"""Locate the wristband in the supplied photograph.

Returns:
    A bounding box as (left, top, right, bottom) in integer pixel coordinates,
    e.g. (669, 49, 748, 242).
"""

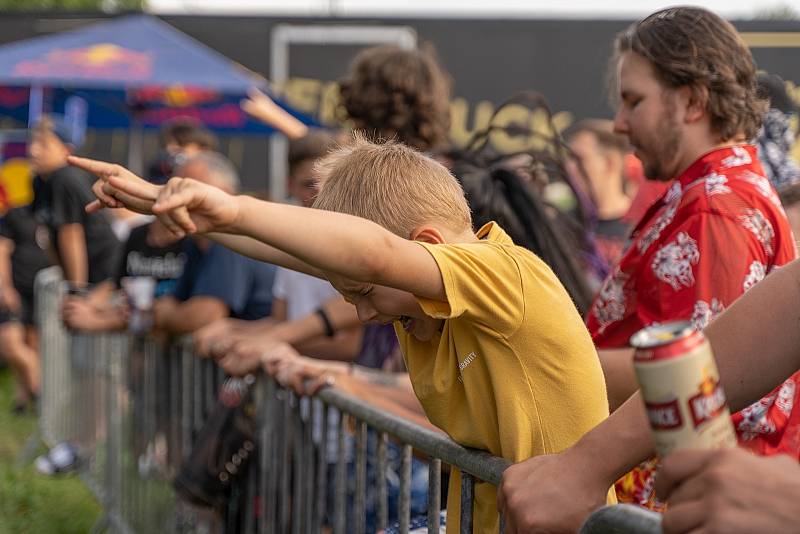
(315, 307, 335, 337)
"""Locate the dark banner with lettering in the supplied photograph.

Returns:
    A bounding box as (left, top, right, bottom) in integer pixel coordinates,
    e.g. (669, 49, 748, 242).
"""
(0, 13, 797, 188)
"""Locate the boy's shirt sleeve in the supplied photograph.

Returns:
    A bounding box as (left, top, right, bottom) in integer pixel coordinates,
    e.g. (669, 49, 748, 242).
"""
(414, 241, 524, 336)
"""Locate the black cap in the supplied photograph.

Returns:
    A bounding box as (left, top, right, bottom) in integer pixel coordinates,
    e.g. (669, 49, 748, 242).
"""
(757, 72, 799, 115)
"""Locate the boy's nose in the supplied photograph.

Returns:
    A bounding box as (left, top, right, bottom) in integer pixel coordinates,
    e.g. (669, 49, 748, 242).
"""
(612, 109, 628, 135)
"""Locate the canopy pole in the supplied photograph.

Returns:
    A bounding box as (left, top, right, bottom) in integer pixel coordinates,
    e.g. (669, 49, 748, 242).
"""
(28, 85, 44, 127)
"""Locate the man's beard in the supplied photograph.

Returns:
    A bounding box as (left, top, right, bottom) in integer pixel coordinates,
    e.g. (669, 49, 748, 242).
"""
(640, 100, 681, 182)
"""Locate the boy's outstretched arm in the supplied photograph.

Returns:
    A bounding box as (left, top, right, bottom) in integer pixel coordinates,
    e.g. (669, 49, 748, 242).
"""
(229, 194, 445, 300)
(71, 156, 323, 279)
(73, 156, 445, 300)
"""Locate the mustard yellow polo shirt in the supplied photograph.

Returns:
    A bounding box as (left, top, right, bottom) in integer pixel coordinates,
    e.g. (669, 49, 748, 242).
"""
(395, 222, 613, 533)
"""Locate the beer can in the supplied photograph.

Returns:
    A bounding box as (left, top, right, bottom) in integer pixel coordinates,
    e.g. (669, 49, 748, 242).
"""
(631, 321, 737, 458)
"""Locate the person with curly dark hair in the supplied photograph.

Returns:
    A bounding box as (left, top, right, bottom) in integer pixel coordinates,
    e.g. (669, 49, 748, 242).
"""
(338, 45, 452, 153)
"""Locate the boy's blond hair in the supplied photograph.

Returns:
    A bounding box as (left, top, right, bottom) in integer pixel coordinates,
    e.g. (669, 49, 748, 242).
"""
(312, 134, 471, 237)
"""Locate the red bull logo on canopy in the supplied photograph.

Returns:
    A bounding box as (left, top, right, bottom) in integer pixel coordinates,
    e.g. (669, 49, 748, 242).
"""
(132, 85, 219, 107)
(12, 43, 153, 81)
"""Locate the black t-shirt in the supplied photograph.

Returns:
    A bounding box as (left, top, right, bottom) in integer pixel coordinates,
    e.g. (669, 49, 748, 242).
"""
(0, 206, 53, 296)
(32, 166, 121, 284)
(115, 223, 188, 298)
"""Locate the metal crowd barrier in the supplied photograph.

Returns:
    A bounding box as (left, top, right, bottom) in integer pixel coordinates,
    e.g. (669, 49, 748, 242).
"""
(34, 268, 514, 533)
(580, 505, 662, 534)
(33, 267, 664, 534)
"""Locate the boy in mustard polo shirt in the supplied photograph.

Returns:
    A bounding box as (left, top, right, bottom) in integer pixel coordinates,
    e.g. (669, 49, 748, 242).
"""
(72, 135, 613, 532)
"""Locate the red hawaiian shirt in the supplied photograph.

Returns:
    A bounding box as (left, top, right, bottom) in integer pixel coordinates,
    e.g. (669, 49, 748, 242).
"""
(587, 145, 800, 508)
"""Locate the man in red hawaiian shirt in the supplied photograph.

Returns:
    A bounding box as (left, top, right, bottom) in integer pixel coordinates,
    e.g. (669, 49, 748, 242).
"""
(498, 7, 800, 532)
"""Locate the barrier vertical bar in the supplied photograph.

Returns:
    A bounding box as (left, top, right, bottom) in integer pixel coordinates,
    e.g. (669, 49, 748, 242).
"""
(279, 391, 292, 533)
(292, 399, 304, 534)
(304, 402, 314, 534)
(427, 458, 442, 533)
(334, 412, 347, 534)
(313, 401, 328, 533)
(399, 444, 412, 534)
(460, 472, 475, 534)
(353, 421, 368, 534)
(256, 379, 269, 534)
(169, 346, 181, 466)
(377, 432, 389, 532)
(244, 461, 257, 534)
(180, 347, 193, 456)
(264, 378, 279, 532)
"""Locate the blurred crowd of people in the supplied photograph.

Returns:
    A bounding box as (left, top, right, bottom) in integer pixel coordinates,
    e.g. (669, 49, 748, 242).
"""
(4, 5, 800, 533)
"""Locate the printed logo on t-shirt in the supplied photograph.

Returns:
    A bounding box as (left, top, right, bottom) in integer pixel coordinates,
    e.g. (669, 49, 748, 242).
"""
(126, 251, 186, 279)
(456, 351, 478, 383)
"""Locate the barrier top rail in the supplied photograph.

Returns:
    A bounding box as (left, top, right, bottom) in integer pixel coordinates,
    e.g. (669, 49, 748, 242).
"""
(315, 384, 512, 486)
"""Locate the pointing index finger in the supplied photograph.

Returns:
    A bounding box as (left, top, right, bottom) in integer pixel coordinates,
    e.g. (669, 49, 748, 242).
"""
(67, 155, 119, 180)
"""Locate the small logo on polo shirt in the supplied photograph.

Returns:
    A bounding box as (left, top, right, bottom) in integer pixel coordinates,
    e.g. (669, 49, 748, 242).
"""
(457, 351, 478, 383)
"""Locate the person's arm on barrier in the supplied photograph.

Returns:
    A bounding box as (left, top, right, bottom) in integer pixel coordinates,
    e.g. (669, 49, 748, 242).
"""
(74, 158, 447, 301)
(0, 237, 20, 312)
(240, 88, 310, 140)
(193, 316, 277, 356)
(702, 257, 800, 412)
(656, 448, 800, 534)
(236, 297, 361, 347)
(498, 392, 654, 533)
(57, 223, 88, 285)
(597, 346, 637, 412)
(498, 258, 800, 532)
(261, 348, 435, 431)
(292, 325, 363, 362)
(62, 296, 128, 331)
(154, 295, 229, 335)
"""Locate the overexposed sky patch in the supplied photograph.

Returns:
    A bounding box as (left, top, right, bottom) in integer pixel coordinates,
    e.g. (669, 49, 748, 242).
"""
(148, 0, 800, 19)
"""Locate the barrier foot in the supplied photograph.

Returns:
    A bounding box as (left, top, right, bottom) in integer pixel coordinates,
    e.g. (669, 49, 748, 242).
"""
(16, 428, 41, 469)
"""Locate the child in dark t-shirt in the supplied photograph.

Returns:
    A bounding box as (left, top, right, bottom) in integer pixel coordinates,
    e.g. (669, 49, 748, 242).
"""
(62, 221, 188, 332)
(28, 117, 119, 286)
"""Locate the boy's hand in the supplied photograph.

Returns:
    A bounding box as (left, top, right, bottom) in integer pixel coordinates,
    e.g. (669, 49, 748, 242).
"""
(151, 177, 240, 237)
(71, 155, 240, 237)
(68, 156, 160, 215)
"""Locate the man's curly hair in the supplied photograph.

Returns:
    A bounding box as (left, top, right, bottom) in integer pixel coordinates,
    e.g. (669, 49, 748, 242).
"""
(338, 45, 452, 152)
(615, 6, 767, 141)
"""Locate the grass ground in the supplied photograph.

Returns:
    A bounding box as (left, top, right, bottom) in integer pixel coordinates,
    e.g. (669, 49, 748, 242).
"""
(0, 367, 100, 534)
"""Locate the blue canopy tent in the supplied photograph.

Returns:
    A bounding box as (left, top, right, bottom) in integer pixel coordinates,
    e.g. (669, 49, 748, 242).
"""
(0, 14, 314, 172)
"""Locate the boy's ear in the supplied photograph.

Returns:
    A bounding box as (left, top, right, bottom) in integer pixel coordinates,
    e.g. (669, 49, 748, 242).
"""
(410, 226, 446, 244)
